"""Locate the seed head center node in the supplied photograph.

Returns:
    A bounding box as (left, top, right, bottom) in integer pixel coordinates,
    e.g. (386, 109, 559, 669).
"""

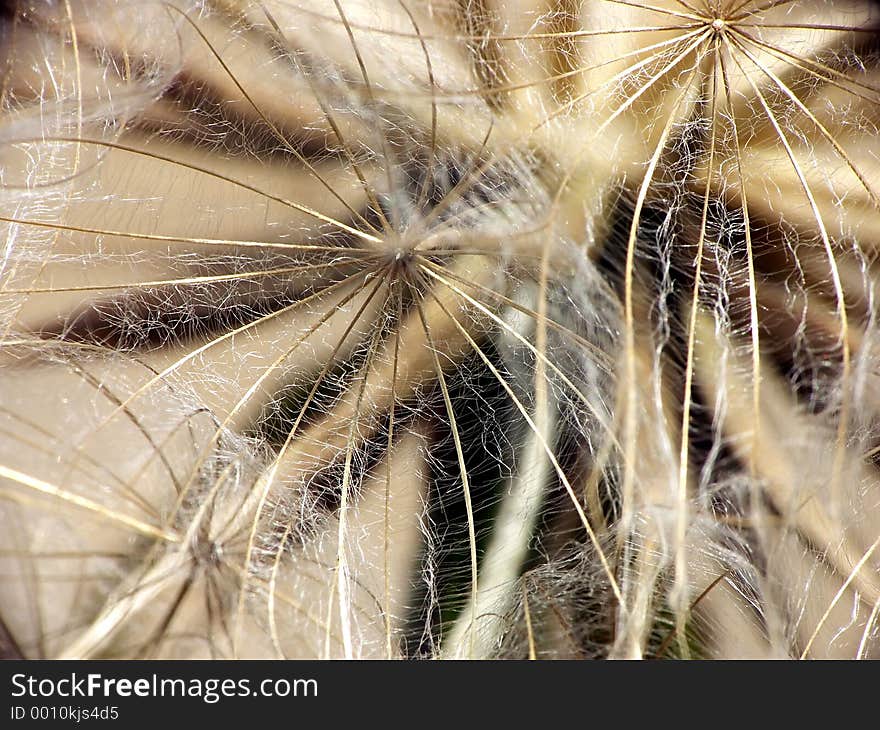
(711, 18, 726, 32)
(386, 240, 418, 276)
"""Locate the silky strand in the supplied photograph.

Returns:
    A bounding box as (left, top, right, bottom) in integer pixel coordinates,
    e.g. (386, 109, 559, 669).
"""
(0, 0, 879, 659)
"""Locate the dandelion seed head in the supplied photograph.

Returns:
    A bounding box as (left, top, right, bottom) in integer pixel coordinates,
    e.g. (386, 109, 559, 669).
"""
(1, 0, 879, 660)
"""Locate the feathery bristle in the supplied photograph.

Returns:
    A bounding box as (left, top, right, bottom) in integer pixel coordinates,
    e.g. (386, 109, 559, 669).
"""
(1, 0, 879, 659)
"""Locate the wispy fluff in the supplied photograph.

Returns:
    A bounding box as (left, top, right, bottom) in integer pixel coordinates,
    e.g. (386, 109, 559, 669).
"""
(1, 0, 879, 659)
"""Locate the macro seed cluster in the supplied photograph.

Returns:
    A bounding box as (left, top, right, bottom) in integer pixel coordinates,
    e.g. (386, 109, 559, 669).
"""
(0, 0, 879, 659)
